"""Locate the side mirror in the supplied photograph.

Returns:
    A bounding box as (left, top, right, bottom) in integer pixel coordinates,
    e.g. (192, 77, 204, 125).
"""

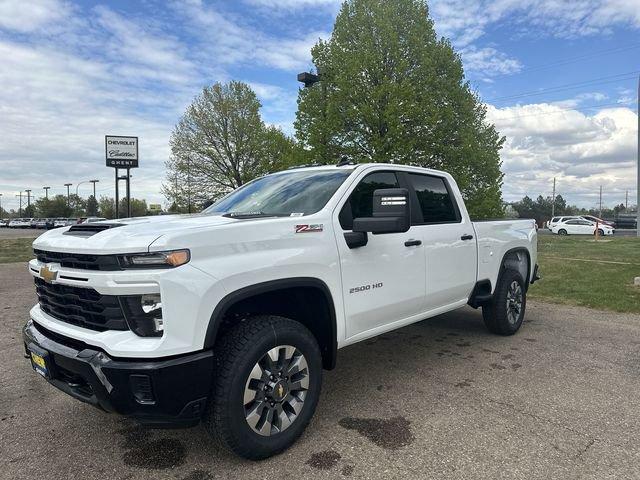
(352, 188, 410, 234)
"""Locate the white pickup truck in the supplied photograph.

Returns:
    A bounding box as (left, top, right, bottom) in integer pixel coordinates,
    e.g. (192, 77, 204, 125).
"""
(23, 163, 538, 459)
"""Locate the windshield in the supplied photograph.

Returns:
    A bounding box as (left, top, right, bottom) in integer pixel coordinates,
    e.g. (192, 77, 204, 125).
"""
(204, 169, 354, 217)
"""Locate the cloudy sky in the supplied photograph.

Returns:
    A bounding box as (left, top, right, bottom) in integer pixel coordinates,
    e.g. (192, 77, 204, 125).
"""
(0, 0, 638, 212)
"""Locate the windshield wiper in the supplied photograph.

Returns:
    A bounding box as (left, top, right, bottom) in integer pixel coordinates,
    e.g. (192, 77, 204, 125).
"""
(222, 211, 288, 219)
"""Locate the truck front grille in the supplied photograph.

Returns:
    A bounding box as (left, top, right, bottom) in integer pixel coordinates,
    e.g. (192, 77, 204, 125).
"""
(34, 249, 122, 271)
(34, 278, 128, 331)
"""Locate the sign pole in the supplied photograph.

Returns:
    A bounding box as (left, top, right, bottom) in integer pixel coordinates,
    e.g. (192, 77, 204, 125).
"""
(115, 168, 119, 220)
(126, 168, 131, 218)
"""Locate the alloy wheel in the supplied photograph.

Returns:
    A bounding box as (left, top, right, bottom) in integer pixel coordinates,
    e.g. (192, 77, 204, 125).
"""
(243, 345, 309, 436)
(505, 280, 523, 324)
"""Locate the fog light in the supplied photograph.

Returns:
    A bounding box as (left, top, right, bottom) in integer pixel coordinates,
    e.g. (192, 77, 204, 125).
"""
(119, 294, 164, 337)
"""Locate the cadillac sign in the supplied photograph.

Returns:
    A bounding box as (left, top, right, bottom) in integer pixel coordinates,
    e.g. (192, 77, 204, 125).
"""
(105, 135, 139, 168)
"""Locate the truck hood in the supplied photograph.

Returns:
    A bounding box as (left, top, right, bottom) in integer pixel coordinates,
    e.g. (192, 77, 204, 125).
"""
(32, 214, 237, 254)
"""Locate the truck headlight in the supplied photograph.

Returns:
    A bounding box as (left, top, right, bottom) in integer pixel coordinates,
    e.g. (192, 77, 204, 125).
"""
(118, 249, 190, 269)
(120, 294, 164, 337)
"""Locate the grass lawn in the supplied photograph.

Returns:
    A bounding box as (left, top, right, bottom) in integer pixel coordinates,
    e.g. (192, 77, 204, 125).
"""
(0, 238, 35, 264)
(530, 234, 640, 313)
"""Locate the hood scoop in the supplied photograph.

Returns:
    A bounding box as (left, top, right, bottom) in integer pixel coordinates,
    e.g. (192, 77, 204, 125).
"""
(63, 223, 123, 237)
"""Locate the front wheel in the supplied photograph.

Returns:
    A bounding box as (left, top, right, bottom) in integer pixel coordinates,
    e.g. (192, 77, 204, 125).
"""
(206, 315, 322, 460)
(557, 229, 567, 235)
(482, 269, 527, 335)
(596, 229, 605, 236)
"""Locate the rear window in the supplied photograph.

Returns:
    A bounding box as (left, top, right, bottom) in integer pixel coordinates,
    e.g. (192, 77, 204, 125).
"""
(407, 173, 459, 223)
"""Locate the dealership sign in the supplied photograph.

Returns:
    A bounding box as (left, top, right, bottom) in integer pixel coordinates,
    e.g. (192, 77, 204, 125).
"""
(105, 135, 138, 168)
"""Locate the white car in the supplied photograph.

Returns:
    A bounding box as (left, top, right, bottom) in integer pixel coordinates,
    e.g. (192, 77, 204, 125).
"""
(551, 218, 614, 236)
(9, 218, 31, 228)
(547, 215, 581, 230)
(24, 163, 539, 459)
(82, 217, 107, 223)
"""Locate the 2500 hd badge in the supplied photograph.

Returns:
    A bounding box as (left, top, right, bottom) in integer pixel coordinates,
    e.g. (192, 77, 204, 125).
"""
(349, 282, 384, 294)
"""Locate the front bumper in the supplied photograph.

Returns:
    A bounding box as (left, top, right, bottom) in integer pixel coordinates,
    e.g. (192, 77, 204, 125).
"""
(23, 319, 214, 427)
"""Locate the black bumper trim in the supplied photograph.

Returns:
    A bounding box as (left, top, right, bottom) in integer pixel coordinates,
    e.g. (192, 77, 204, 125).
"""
(23, 320, 214, 427)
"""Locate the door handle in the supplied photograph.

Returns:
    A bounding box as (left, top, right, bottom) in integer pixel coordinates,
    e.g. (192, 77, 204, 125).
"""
(404, 239, 422, 247)
(460, 234, 474, 241)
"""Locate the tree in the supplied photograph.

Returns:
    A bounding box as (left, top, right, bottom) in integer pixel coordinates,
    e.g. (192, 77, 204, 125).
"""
(86, 195, 99, 216)
(295, 0, 505, 218)
(98, 196, 115, 219)
(163, 81, 304, 208)
(118, 198, 148, 218)
(34, 195, 72, 218)
(24, 204, 36, 217)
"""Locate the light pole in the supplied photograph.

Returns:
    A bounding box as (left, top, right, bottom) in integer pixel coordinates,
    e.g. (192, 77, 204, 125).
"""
(636, 75, 639, 237)
(43, 186, 50, 199)
(90, 179, 99, 198)
(25, 189, 32, 213)
(64, 183, 72, 208)
(75, 180, 90, 197)
(0, 193, 3, 220)
(16, 192, 22, 217)
(297, 70, 329, 160)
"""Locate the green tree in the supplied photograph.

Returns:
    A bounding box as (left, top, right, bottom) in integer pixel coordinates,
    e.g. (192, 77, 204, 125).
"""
(118, 198, 148, 218)
(295, 0, 505, 218)
(98, 196, 115, 219)
(34, 195, 72, 218)
(86, 195, 99, 216)
(24, 204, 36, 217)
(163, 81, 304, 208)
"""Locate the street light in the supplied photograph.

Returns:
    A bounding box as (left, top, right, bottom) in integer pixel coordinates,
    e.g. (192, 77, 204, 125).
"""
(43, 186, 50, 199)
(297, 71, 321, 88)
(89, 179, 99, 198)
(0, 193, 3, 220)
(64, 183, 72, 207)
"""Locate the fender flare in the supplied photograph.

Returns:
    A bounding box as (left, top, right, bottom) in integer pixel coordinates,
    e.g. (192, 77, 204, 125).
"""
(496, 247, 532, 292)
(203, 277, 338, 369)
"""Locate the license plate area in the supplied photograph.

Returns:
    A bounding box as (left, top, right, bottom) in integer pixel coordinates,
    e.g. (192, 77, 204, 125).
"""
(27, 344, 52, 379)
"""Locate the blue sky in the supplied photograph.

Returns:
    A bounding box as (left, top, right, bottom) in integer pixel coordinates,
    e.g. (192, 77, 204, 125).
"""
(0, 0, 638, 211)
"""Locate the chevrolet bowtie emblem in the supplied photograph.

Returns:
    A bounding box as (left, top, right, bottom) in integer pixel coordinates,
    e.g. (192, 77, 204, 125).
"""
(40, 265, 58, 284)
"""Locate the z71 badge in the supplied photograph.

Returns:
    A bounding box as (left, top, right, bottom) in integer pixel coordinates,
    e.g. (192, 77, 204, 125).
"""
(295, 224, 323, 233)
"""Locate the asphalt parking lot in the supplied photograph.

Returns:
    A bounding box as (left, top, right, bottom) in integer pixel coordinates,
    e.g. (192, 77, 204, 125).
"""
(2, 262, 640, 480)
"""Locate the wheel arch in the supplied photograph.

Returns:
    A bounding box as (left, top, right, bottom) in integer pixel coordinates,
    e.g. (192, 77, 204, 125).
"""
(204, 277, 338, 370)
(497, 247, 531, 292)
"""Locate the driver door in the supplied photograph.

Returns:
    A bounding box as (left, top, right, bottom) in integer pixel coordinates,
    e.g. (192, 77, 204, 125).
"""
(333, 170, 426, 339)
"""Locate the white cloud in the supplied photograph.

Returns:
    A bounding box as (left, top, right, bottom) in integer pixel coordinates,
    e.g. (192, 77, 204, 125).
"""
(459, 46, 522, 76)
(487, 102, 638, 207)
(0, 0, 72, 33)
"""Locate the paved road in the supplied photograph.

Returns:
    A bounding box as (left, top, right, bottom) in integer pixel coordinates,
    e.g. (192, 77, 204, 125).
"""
(2, 262, 639, 480)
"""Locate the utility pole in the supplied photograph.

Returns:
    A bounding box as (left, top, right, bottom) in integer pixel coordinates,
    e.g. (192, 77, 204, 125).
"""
(90, 179, 99, 198)
(599, 185, 603, 218)
(43, 186, 50, 199)
(64, 183, 72, 208)
(0, 193, 3, 220)
(626, 190, 629, 210)
(551, 177, 556, 217)
(16, 192, 22, 217)
(25, 189, 32, 212)
(637, 75, 639, 237)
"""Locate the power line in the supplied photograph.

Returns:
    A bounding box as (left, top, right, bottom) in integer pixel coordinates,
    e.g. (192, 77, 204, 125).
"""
(485, 70, 640, 103)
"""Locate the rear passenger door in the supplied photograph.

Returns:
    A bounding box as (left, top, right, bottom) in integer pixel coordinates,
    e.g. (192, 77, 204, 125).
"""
(406, 172, 477, 311)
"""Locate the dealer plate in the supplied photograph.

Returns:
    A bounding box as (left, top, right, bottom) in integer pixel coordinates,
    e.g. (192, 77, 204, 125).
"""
(29, 350, 49, 378)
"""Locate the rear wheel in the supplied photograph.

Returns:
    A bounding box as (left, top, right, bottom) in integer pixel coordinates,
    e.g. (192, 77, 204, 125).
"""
(206, 315, 322, 460)
(558, 229, 567, 235)
(482, 269, 526, 336)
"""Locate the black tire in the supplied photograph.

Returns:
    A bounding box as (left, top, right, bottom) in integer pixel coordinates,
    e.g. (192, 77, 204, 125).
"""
(558, 229, 567, 236)
(206, 315, 322, 460)
(596, 229, 604, 236)
(482, 269, 526, 336)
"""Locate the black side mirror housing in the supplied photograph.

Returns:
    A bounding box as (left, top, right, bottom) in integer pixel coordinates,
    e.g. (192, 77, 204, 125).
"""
(352, 188, 410, 234)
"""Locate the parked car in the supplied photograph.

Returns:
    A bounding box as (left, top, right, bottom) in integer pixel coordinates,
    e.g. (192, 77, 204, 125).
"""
(580, 215, 615, 228)
(9, 218, 31, 228)
(547, 216, 581, 230)
(551, 218, 614, 236)
(0, 219, 9, 227)
(82, 217, 107, 223)
(35, 218, 49, 229)
(615, 213, 638, 229)
(24, 163, 539, 459)
(52, 218, 68, 228)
